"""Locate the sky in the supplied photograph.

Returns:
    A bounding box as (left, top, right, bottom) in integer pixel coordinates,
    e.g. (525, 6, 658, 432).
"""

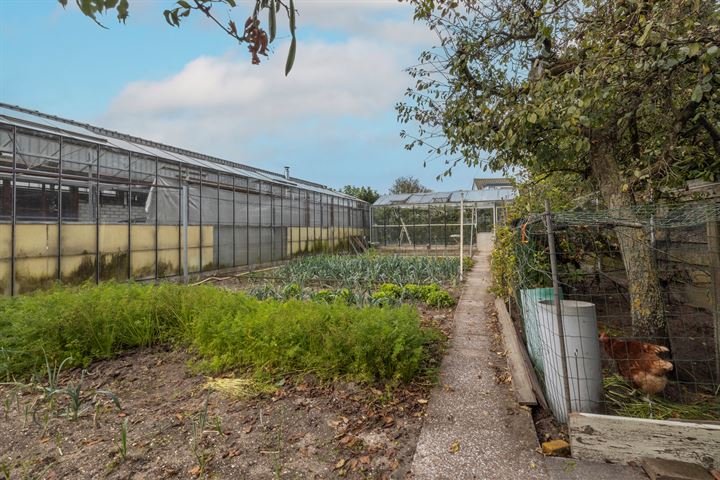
(0, 0, 494, 193)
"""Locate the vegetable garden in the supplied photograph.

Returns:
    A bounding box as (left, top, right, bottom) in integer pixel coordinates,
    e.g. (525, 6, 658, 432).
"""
(0, 253, 466, 479)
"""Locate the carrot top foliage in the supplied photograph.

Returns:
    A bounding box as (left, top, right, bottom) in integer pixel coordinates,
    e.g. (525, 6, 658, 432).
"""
(0, 282, 439, 384)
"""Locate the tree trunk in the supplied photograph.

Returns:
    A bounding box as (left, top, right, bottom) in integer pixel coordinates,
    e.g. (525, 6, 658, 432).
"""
(589, 133, 666, 339)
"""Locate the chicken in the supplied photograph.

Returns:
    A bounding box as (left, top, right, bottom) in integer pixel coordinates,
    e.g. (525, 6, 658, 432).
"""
(599, 332, 673, 396)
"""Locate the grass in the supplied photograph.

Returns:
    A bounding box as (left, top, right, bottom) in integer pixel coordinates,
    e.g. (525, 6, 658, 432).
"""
(603, 374, 720, 421)
(0, 282, 440, 384)
(268, 253, 471, 289)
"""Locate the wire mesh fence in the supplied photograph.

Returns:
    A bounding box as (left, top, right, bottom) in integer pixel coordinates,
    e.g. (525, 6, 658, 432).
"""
(508, 201, 720, 423)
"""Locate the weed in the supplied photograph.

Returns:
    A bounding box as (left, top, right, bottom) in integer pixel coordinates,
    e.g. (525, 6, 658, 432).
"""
(42, 351, 72, 401)
(212, 415, 223, 435)
(55, 431, 63, 456)
(190, 394, 212, 475)
(0, 461, 11, 480)
(63, 370, 85, 420)
(118, 418, 128, 460)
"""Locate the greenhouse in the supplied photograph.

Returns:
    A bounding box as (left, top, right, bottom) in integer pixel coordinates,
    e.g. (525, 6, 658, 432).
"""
(371, 189, 515, 252)
(0, 104, 370, 296)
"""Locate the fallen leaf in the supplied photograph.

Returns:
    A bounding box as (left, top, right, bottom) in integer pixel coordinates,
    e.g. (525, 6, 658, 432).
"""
(417, 398, 429, 405)
(359, 455, 371, 465)
(188, 466, 201, 476)
(449, 440, 460, 454)
(339, 435, 356, 447)
(243, 425, 253, 434)
(335, 458, 346, 469)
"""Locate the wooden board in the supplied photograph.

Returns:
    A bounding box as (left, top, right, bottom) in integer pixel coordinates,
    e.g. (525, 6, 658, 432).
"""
(640, 457, 715, 480)
(494, 297, 536, 406)
(569, 412, 720, 470)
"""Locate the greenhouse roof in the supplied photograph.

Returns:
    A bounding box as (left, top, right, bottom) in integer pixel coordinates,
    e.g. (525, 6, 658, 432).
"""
(0, 103, 360, 201)
(373, 188, 515, 207)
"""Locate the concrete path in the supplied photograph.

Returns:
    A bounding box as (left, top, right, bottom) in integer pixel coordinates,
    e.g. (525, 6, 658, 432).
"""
(410, 241, 647, 480)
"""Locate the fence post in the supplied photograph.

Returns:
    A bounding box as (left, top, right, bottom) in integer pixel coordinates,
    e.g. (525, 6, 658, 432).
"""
(460, 192, 464, 281)
(182, 184, 189, 284)
(544, 199, 573, 420)
(707, 203, 720, 384)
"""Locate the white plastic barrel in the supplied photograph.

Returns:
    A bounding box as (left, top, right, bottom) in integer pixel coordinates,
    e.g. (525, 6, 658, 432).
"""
(537, 299, 604, 423)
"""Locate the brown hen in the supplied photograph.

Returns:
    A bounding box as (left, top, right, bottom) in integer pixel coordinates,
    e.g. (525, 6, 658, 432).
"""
(599, 332, 673, 395)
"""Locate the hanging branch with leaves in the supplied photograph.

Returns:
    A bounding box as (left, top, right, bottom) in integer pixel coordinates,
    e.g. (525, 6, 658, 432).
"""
(57, 0, 298, 75)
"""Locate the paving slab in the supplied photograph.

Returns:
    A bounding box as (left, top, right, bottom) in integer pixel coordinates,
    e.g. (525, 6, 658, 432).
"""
(410, 244, 647, 480)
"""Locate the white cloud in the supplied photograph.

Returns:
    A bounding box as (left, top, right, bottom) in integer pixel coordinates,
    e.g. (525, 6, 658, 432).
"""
(102, 34, 422, 153)
(98, 1, 440, 186)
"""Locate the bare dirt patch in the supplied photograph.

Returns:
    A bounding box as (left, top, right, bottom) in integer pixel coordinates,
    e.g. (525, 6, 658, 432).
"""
(1, 310, 454, 480)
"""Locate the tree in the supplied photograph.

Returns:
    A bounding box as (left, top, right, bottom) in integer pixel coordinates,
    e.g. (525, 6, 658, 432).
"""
(58, 0, 298, 74)
(389, 176, 432, 195)
(341, 185, 380, 204)
(398, 0, 719, 337)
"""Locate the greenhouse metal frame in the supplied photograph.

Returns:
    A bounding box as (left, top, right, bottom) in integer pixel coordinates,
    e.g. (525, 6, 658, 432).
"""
(0, 104, 370, 296)
(370, 189, 515, 250)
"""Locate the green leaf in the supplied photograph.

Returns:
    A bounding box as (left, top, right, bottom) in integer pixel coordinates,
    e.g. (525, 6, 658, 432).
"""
(691, 84, 703, 102)
(288, 0, 296, 33)
(177, 0, 191, 8)
(269, 0, 277, 43)
(527, 112, 537, 124)
(637, 20, 653, 46)
(285, 36, 297, 76)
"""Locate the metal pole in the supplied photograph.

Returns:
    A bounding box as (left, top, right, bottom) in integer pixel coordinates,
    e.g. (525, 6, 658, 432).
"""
(10, 126, 16, 296)
(129, 156, 133, 281)
(216, 175, 220, 269)
(232, 176, 236, 267)
(95, 145, 100, 284)
(460, 192, 464, 281)
(246, 178, 250, 267)
(199, 167, 203, 273)
(545, 199, 573, 420)
(270, 184, 275, 263)
(444, 204, 448, 249)
(176, 166, 181, 278)
(57, 137, 63, 281)
(427, 205, 431, 251)
(369, 205, 374, 244)
(182, 183, 189, 283)
(155, 156, 159, 280)
(280, 186, 284, 260)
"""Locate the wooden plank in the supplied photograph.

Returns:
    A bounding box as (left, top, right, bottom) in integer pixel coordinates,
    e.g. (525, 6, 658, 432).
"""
(569, 412, 720, 470)
(504, 299, 549, 410)
(640, 458, 714, 480)
(494, 297, 536, 406)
